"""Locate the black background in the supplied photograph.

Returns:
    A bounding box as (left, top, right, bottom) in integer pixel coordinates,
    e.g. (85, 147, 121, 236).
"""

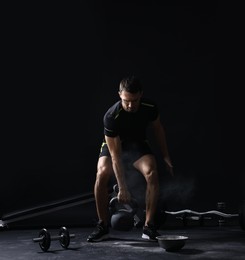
(1, 1, 244, 219)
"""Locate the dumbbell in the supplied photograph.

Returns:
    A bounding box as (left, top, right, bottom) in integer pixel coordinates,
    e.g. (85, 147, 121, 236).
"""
(33, 226, 75, 252)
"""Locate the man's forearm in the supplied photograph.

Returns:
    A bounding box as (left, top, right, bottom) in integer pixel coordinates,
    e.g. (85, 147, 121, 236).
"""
(111, 156, 127, 190)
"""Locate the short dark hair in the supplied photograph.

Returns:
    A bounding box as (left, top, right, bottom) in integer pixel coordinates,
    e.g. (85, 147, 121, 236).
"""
(119, 76, 142, 93)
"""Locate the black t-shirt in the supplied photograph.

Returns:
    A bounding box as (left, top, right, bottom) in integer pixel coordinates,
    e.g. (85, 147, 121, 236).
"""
(103, 98, 159, 142)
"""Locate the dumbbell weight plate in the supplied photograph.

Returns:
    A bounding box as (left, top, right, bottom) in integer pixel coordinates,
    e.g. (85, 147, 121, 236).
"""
(59, 227, 70, 249)
(38, 228, 51, 252)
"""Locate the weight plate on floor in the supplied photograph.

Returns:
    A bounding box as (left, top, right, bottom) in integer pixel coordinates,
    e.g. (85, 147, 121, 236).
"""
(59, 226, 70, 249)
(39, 228, 51, 252)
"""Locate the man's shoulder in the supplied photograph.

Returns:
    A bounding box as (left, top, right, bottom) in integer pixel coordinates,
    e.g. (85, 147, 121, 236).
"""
(104, 100, 122, 119)
(140, 98, 157, 108)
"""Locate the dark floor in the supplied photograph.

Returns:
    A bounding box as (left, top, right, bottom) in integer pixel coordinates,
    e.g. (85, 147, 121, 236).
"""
(0, 223, 244, 260)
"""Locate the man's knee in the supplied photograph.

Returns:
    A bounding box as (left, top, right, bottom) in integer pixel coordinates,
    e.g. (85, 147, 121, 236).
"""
(144, 168, 158, 182)
(96, 166, 112, 184)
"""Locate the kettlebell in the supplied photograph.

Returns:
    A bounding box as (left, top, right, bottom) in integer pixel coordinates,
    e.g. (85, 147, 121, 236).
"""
(109, 197, 138, 231)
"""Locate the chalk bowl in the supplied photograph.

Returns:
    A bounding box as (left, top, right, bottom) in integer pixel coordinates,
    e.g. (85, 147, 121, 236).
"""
(156, 235, 188, 252)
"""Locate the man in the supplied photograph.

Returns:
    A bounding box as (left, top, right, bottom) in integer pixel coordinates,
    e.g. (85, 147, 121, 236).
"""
(87, 76, 173, 242)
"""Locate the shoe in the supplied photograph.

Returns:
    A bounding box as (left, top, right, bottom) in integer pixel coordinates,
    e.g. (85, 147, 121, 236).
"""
(142, 224, 160, 241)
(87, 221, 109, 242)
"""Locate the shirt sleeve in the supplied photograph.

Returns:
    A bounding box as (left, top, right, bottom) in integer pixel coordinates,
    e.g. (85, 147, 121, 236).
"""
(144, 100, 159, 121)
(103, 112, 118, 137)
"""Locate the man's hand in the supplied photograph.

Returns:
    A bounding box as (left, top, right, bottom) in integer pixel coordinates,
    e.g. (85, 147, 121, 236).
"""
(117, 188, 131, 203)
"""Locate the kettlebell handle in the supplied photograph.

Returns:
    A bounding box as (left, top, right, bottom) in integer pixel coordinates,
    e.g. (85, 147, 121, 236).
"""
(109, 197, 138, 215)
